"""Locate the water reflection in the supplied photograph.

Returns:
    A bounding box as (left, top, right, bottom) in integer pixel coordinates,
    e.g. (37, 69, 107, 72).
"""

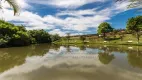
(97, 46, 115, 64)
(98, 52, 115, 64)
(0, 44, 60, 73)
(128, 47, 142, 69)
(79, 45, 86, 50)
(0, 44, 142, 80)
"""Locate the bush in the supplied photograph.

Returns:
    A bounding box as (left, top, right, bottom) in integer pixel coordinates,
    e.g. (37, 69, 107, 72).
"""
(0, 20, 56, 47)
(51, 34, 61, 42)
(28, 30, 52, 43)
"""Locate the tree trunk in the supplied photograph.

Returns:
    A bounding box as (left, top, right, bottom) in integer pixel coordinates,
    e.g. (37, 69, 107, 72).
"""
(136, 32, 139, 44)
(121, 36, 123, 41)
(103, 32, 106, 40)
(68, 39, 69, 44)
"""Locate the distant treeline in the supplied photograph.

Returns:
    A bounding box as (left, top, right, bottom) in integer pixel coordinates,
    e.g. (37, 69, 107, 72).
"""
(0, 20, 61, 47)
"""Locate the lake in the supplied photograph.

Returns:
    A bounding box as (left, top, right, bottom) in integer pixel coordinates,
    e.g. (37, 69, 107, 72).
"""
(0, 44, 142, 80)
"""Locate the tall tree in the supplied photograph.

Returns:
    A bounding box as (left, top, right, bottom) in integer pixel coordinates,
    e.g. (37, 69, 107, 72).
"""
(66, 33, 70, 44)
(80, 35, 86, 43)
(28, 30, 51, 44)
(97, 22, 113, 39)
(111, 29, 118, 38)
(0, 0, 19, 15)
(118, 31, 125, 41)
(126, 16, 142, 43)
(51, 34, 61, 42)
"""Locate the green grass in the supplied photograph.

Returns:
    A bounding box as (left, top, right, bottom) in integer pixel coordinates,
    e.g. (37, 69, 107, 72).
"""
(54, 34, 142, 46)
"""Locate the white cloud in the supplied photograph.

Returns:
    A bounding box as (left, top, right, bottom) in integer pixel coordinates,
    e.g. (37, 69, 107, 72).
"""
(0, 9, 54, 30)
(43, 15, 65, 25)
(56, 8, 98, 17)
(112, 0, 131, 13)
(16, 0, 31, 9)
(27, 0, 106, 8)
(0, 0, 131, 36)
(49, 29, 66, 36)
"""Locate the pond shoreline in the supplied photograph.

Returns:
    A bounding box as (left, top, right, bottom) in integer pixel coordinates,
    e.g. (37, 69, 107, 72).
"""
(1, 42, 142, 48)
(54, 42, 142, 46)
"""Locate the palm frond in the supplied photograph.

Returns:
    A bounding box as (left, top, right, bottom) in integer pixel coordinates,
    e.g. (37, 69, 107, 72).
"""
(5, 0, 19, 15)
(0, 0, 2, 9)
(116, 0, 142, 11)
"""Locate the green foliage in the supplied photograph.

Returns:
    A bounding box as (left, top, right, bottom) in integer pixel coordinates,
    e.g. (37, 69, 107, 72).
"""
(80, 35, 86, 43)
(98, 52, 115, 64)
(127, 16, 142, 43)
(0, 20, 31, 47)
(98, 22, 113, 39)
(0, 20, 56, 47)
(51, 34, 61, 42)
(98, 22, 113, 34)
(127, 16, 142, 32)
(10, 31, 31, 46)
(66, 33, 70, 43)
(28, 30, 51, 43)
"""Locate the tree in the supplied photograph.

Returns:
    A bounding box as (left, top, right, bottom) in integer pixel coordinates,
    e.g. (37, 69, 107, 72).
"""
(111, 29, 118, 38)
(28, 30, 52, 44)
(116, 0, 142, 9)
(0, 20, 31, 47)
(9, 31, 31, 46)
(118, 30, 125, 41)
(126, 16, 142, 43)
(0, 0, 19, 15)
(51, 34, 61, 42)
(66, 33, 70, 43)
(80, 35, 86, 43)
(97, 22, 113, 39)
(0, 20, 53, 47)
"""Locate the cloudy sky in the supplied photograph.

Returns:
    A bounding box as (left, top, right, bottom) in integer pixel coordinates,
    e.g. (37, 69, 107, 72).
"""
(0, 0, 141, 36)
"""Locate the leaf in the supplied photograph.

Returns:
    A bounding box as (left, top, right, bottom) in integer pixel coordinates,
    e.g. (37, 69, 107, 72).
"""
(5, 0, 20, 15)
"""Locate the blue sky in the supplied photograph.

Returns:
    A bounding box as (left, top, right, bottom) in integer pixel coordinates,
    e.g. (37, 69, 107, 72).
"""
(0, 0, 142, 36)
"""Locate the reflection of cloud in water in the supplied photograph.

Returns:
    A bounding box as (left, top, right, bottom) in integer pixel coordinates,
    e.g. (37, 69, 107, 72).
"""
(0, 46, 142, 80)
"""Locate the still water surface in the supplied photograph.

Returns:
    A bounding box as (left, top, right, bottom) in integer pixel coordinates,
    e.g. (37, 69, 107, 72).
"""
(0, 44, 142, 80)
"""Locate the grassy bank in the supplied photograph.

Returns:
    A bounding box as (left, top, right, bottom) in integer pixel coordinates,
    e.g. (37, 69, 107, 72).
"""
(54, 34, 142, 46)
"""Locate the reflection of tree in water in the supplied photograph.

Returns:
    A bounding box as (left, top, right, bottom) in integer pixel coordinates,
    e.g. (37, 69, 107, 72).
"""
(88, 45, 128, 53)
(63, 45, 71, 52)
(0, 44, 60, 73)
(50, 44, 60, 51)
(100, 45, 126, 53)
(127, 47, 142, 69)
(79, 45, 86, 51)
(98, 47, 115, 64)
(27, 44, 51, 56)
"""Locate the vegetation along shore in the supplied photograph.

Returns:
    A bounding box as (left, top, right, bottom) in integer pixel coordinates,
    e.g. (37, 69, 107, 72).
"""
(0, 20, 60, 48)
(55, 16, 142, 46)
(0, 16, 142, 48)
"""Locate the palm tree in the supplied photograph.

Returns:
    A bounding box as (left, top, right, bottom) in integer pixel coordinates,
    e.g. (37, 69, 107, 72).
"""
(116, 0, 142, 9)
(0, 0, 19, 15)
